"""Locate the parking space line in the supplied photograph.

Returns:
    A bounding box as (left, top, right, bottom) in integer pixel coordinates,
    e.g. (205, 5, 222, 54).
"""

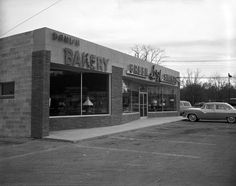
(0, 145, 67, 162)
(164, 140, 216, 146)
(110, 136, 216, 146)
(75, 144, 200, 159)
(145, 131, 169, 135)
(188, 134, 231, 137)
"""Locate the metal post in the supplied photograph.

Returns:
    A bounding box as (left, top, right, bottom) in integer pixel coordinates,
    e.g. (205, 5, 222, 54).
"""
(228, 73, 232, 103)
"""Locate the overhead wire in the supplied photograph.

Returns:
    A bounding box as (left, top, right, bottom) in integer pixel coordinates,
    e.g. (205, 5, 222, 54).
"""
(1, 0, 235, 73)
(179, 77, 236, 79)
(163, 59, 236, 63)
(0, 0, 63, 37)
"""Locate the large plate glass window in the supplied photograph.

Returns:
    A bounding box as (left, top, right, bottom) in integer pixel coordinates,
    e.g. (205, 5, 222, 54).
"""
(82, 73, 109, 115)
(50, 70, 109, 116)
(162, 85, 177, 111)
(122, 80, 139, 113)
(148, 86, 162, 111)
(148, 85, 177, 112)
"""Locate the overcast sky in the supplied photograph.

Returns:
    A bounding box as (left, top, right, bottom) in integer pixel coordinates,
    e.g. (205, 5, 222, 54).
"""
(0, 0, 236, 78)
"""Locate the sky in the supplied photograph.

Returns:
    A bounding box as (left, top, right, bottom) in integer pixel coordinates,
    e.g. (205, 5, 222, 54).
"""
(0, 0, 236, 79)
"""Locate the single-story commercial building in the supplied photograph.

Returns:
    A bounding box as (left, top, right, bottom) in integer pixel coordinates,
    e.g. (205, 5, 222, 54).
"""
(0, 27, 180, 138)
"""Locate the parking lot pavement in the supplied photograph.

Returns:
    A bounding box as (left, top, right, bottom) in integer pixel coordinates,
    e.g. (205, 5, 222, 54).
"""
(1, 120, 236, 186)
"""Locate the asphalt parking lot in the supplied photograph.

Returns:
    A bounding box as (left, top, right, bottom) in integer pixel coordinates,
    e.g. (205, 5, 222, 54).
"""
(1, 120, 236, 186)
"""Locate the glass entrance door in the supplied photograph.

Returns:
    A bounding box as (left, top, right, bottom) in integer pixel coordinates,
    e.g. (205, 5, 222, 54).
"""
(139, 92, 148, 117)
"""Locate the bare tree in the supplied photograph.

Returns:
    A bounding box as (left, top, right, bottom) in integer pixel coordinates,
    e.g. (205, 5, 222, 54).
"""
(131, 44, 166, 64)
(131, 44, 142, 58)
(208, 73, 227, 89)
(182, 69, 202, 86)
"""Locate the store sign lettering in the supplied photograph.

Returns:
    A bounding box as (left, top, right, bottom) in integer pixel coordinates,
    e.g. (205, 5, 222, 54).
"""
(149, 65, 161, 82)
(149, 65, 177, 85)
(126, 64, 148, 78)
(161, 74, 177, 85)
(52, 32, 80, 47)
(64, 48, 108, 72)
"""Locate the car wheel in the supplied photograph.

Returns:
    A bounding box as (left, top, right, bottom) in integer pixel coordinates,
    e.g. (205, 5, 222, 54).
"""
(227, 116, 236, 124)
(188, 114, 198, 122)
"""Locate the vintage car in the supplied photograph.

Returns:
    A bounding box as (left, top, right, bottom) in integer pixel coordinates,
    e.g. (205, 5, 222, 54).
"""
(180, 101, 192, 116)
(183, 102, 236, 123)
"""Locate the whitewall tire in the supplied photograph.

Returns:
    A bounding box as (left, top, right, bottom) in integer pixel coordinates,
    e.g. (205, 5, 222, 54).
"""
(227, 116, 236, 124)
(188, 114, 198, 122)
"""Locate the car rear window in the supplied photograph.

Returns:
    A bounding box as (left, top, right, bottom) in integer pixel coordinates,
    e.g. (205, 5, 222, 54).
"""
(183, 102, 191, 106)
(205, 104, 215, 109)
(216, 104, 232, 110)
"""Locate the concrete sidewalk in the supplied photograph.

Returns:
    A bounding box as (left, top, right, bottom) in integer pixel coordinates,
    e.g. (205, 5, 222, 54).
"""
(45, 116, 183, 143)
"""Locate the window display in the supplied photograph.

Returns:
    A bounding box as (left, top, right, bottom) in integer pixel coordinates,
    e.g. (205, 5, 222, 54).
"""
(82, 73, 109, 115)
(162, 85, 177, 111)
(123, 79, 178, 114)
(50, 70, 109, 116)
(148, 86, 162, 111)
(148, 85, 177, 112)
(122, 80, 139, 113)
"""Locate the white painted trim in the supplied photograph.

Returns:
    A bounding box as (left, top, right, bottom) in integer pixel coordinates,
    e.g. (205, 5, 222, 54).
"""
(122, 112, 139, 115)
(148, 111, 178, 113)
(49, 114, 111, 119)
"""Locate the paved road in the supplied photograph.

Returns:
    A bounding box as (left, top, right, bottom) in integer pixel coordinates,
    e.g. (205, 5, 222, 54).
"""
(1, 120, 236, 186)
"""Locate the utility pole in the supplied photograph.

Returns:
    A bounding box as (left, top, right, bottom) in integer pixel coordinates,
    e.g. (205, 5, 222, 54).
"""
(228, 73, 232, 103)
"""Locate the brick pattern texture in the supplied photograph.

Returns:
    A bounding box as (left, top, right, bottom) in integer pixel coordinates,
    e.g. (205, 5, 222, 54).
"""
(121, 113, 140, 124)
(31, 50, 50, 138)
(111, 66, 123, 125)
(0, 32, 33, 137)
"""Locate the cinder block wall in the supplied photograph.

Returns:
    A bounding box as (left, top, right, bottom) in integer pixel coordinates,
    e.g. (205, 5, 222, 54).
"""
(0, 32, 34, 137)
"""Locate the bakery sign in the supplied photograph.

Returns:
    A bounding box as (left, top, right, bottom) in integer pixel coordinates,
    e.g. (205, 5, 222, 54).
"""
(149, 65, 178, 85)
(64, 48, 109, 72)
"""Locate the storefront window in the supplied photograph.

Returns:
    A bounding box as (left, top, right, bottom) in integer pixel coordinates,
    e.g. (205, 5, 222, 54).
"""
(148, 85, 177, 112)
(50, 70, 109, 116)
(122, 80, 139, 113)
(132, 91, 139, 112)
(82, 73, 109, 115)
(162, 85, 177, 111)
(148, 86, 162, 112)
(122, 81, 131, 112)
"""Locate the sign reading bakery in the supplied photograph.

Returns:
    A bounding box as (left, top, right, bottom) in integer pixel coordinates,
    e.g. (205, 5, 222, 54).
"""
(51, 32, 109, 72)
(64, 48, 109, 72)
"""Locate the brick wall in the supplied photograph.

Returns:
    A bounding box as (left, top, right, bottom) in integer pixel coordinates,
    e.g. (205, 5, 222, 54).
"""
(31, 50, 50, 138)
(121, 113, 140, 124)
(111, 66, 123, 125)
(0, 32, 33, 137)
(50, 116, 111, 131)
